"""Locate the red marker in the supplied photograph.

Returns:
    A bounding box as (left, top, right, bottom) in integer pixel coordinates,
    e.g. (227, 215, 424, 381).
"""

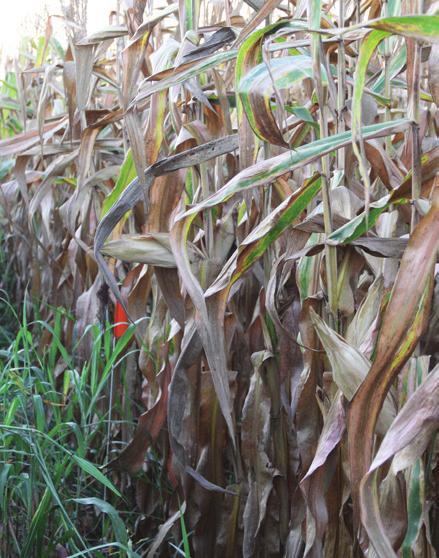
(114, 302, 129, 338)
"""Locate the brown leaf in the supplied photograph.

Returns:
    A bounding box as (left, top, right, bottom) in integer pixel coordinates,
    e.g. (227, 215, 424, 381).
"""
(181, 27, 236, 63)
(348, 186, 439, 535)
(101, 233, 178, 268)
(371, 363, 439, 474)
(94, 134, 239, 317)
(74, 277, 101, 359)
(300, 392, 346, 556)
(364, 139, 405, 188)
(428, 43, 439, 104)
(359, 360, 439, 558)
(234, 0, 283, 46)
(0, 117, 68, 157)
(74, 44, 96, 114)
(167, 321, 203, 469)
(241, 351, 277, 557)
(109, 364, 172, 474)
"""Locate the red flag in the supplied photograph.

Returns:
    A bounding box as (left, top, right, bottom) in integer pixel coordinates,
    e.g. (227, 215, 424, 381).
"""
(114, 302, 129, 338)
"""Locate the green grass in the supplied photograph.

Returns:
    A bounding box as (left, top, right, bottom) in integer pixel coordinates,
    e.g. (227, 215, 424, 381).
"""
(0, 299, 141, 557)
(0, 231, 190, 556)
(0, 297, 192, 557)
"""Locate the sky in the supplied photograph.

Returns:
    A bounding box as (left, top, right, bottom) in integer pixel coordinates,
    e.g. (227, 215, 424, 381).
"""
(0, 0, 119, 58)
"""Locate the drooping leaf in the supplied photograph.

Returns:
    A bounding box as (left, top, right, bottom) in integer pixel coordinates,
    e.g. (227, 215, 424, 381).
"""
(94, 134, 239, 315)
(310, 309, 396, 435)
(238, 55, 327, 147)
(132, 49, 238, 107)
(300, 392, 346, 556)
(234, 0, 287, 45)
(369, 363, 439, 473)
(241, 351, 276, 558)
(146, 503, 187, 558)
(0, 117, 67, 157)
(181, 27, 236, 63)
(127, 4, 179, 45)
(101, 233, 180, 268)
(76, 26, 128, 46)
(366, 16, 439, 43)
(179, 119, 409, 219)
(235, 19, 308, 164)
(170, 211, 237, 452)
(110, 365, 172, 474)
(101, 149, 136, 217)
(348, 187, 439, 530)
(346, 275, 384, 351)
(206, 174, 321, 296)
(359, 364, 439, 558)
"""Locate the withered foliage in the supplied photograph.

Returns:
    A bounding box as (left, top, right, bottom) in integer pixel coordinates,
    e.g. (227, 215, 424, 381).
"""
(1, 0, 439, 556)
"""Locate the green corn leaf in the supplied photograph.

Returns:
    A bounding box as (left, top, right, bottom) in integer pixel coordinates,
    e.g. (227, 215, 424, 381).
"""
(133, 49, 237, 107)
(236, 20, 308, 89)
(352, 30, 390, 150)
(235, 20, 309, 149)
(328, 195, 392, 244)
(367, 15, 439, 43)
(102, 149, 137, 217)
(179, 118, 409, 219)
(206, 174, 322, 295)
(402, 459, 425, 558)
(238, 55, 326, 147)
(372, 43, 407, 93)
(353, 17, 439, 185)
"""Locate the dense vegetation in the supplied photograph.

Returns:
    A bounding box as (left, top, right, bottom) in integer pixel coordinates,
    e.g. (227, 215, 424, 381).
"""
(1, 0, 439, 556)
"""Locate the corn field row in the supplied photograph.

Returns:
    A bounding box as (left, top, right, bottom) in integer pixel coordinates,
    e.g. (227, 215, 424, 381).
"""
(0, 0, 439, 556)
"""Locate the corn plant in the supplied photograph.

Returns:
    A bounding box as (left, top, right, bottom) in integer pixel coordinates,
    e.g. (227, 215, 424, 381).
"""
(1, 0, 439, 556)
